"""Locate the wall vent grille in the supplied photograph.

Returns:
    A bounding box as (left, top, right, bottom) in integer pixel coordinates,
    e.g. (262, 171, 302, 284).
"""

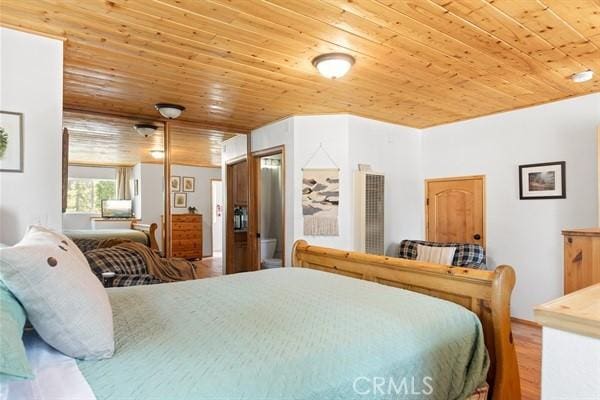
(355, 171, 384, 255)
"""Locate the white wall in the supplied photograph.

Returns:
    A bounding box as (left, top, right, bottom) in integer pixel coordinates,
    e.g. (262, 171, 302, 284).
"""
(347, 115, 423, 254)
(171, 164, 221, 256)
(251, 115, 423, 264)
(422, 93, 600, 319)
(0, 28, 63, 244)
(62, 165, 117, 229)
(133, 163, 164, 251)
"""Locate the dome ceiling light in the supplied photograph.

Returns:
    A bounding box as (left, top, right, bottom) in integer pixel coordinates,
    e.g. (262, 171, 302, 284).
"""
(312, 53, 355, 79)
(571, 70, 594, 83)
(134, 123, 158, 137)
(149, 149, 165, 159)
(154, 103, 185, 119)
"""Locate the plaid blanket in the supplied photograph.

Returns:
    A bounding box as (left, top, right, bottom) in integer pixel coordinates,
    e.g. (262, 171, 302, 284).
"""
(84, 246, 161, 287)
(398, 239, 486, 269)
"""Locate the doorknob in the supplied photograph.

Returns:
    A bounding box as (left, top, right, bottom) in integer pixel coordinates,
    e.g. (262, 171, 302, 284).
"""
(473, 234, 481, 240)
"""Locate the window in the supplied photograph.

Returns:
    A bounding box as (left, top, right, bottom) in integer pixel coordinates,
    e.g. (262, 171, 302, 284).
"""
(66, 178, 116, 213)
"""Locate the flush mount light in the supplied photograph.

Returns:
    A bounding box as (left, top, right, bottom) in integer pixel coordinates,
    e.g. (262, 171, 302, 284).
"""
(154, 103, 185, 119)
(134, 123, 158, 138)
(149, 149, 164, 159)
(312, 53, 355, 79)
(571, 70, 594, 83)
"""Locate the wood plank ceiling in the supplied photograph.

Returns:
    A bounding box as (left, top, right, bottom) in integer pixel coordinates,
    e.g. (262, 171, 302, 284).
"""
(1, 0, 599, 130)
(65, 110, 234, 167)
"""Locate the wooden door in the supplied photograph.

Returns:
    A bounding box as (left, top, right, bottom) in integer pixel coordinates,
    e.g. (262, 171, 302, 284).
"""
(426, 176, 485, 246)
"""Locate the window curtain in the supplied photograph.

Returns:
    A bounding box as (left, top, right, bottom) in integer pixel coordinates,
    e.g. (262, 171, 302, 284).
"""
(115, 167, 132, 200)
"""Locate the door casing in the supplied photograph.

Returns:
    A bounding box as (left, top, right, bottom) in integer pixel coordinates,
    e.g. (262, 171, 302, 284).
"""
(249, 145, 286, 270)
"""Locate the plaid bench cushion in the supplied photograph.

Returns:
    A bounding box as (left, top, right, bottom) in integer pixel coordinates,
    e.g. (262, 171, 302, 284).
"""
(72, 238, 101, 253)
(398, 239, 486, 269)
(84, 246, 160, 286)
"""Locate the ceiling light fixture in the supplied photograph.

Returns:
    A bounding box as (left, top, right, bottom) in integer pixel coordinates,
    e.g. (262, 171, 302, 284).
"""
(134, 123, 158, 137)
(571, 70, 594, 83)
(154, 103, 185, 119)
(149, 149, 164, 159)
(312, 53, 355, 79)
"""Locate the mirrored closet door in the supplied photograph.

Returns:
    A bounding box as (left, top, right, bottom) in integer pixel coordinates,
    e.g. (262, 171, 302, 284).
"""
(62, 110, 165, 253)
(166, 122, 235, 274)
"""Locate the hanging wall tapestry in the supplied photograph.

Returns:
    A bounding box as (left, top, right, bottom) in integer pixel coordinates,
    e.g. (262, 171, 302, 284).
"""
(302, 168, 339, 236)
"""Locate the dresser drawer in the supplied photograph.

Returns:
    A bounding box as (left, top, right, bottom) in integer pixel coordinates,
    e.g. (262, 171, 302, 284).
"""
(173, 239, 202, 249)
(172, 222, 201, 231)
(172, 215, 202, 223)
(172, 230, 201, 240)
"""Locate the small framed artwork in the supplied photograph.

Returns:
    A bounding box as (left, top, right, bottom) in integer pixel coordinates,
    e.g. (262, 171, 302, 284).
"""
(519, 161, 566, 200)
(183, 176, 195, 192)
(0, 111, 24, 172)
(174, 192, 187, 208)
(170, 176, 181, 192)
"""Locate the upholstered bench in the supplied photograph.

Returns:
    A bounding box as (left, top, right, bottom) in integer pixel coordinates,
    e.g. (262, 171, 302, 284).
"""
(397, 239, 487, 269)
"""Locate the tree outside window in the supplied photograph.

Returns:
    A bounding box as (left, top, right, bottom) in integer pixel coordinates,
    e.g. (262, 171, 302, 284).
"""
(66, 178, 116, 213)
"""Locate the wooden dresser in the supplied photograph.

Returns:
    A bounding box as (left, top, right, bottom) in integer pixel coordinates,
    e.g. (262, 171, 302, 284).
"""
(562, 228, 600, 294)
(172, 214, 202, 260)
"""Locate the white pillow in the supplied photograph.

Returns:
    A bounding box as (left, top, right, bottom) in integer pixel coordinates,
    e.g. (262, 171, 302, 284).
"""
(0, 226, 114, 360)
(416, 244, 456, 266)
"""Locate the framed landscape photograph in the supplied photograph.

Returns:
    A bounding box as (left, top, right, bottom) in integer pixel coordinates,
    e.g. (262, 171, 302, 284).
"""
(0, 111, 24, 172)
(519, 161, 566, 200)
(183, 176, 195, 192)
(174, 192, 187, 208)
(170, 176, 181, 192)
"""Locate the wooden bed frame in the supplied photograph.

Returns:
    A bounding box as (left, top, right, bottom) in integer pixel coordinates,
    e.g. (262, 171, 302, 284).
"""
(131, 222, 159, 251)
(292, 240, 520, 400)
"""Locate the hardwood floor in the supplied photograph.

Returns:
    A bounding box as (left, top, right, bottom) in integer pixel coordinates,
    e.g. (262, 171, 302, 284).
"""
(512, 320, 542, 400)
(193, 256, 223, 279)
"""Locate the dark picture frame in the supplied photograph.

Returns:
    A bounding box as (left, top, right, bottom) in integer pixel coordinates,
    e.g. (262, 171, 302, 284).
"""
(182, 176, 195, 192)
(519, 161, 566, 200)
(0, 111, 24, 173)
(174, 192, 187, 208)
(170, 176, 181, 192)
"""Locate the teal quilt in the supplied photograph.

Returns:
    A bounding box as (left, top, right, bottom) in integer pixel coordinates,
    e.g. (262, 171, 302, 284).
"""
(78, 268, 488, 400)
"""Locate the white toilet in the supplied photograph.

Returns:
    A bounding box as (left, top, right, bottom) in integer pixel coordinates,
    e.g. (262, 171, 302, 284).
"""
(260, 238, 282, 268)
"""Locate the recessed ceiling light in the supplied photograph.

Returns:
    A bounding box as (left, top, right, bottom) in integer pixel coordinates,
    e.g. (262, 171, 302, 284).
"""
(149, 149, 164, 159)
(134, 123, 158, 137)
(571, 70, 594, 83)
(312, 53, 355, 79)
(154, 103, 185, 119)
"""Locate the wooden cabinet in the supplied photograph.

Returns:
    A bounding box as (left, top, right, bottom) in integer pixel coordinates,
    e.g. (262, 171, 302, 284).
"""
(562, 228, 600, 294)
(232, 231, 248, 273)
(172, 214, 202, 260)
(226, 159, 249, 274)
(232, 161, 248, 205)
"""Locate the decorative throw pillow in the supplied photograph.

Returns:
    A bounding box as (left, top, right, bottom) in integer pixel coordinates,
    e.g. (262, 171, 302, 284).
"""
(0, 281, 33, 381)
(0, 226, 114, 360)
(416, 244, 457, 266)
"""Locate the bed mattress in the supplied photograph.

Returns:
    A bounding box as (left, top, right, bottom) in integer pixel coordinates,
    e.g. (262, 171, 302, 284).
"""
(76, 268, 488, 400)
(63, 229, 149, 246)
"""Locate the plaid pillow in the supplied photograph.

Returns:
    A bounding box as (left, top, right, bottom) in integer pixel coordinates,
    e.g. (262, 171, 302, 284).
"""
(84, 247, 160, 286)
(398, 240, 486, 269)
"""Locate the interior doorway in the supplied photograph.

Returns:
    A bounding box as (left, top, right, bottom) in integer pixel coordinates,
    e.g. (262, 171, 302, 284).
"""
(250, 147, 285, 269)
(425, 175, 486, 246)
(211, 179, 223, 258)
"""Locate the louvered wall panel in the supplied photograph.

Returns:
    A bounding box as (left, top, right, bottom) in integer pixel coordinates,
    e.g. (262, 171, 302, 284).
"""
(365, 174, 385, 255)
(355, 171, 385, 255)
